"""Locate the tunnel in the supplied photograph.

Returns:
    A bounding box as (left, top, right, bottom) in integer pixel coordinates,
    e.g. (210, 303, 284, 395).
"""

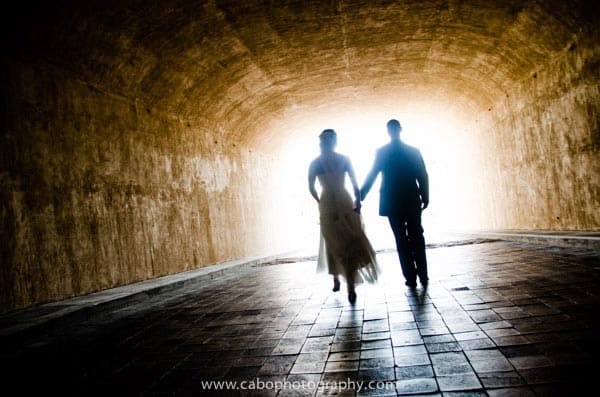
(2, 0, 598, 311)
(1, 0, 599, 394)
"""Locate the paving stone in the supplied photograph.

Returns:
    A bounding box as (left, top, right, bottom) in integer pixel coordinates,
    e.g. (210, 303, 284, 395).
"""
(463, 349, 503, 360)
(423, 334, 456, 343)
(363, 319, 389, 333)
(389, 322, 419, 331)
(430, 352, 469, 368)
(290, 359, 327, 374)
(324, 360, 360, 373)
(479, 372, 525, 388)
(357, 367, 395, 382)
(486, 387, 536, 397)
(485, 328, 521, 338)
(516, 366, 569, 384)
(258, 355, 297, 375)
(393, 345, 428, 356)
(418, 326, 451, 336)
(479, 321, 513, 330)
(309, 327, 336, 337)
(436, 373, 482, 391)
(334, 327, 363, 342)
(395, 378, 439, 394)
(244, 346, 275, 357)
(295, 351, 329, 363)
(272, 338, 306, 355)
(359, 357, 394, 369)
(508, 355, 553, 370)
(361, 339, 392, 350)
(470, 357, 514, 373)
(388, 311, 415, 322)
(364, 306, 389, 321)
(452, 331, 487, 341)
(395, 365, 435, 380)
(391, 330, 424, 346)
(233, 356, 268, 367)
(468, 309, 502, 323)
(320, 370, 358, 383)
(426, 342, 462, 353)
(301, 336, 334, 353)
(360, 348, 393, 359)
(444, 325, 484, 337)
(338, 318, 363, 328)
(394, 353, 431, 367)
(493, 307, 530, 320)
(432, 361, 475, 376)
(225, 365, 262, 378)
(491, 335, 530, 347)
(458, 338, 496, 350)
(499, 345, 540, 358)
(331, 341, 362, 353)
(329, 351, 360, 361)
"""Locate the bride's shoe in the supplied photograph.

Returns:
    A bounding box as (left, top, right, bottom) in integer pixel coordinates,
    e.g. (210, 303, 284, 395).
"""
(348, 291, 357, 304)
(332, 278, 341, 292)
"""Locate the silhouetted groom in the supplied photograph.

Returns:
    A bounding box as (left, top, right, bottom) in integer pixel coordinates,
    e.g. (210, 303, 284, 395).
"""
(361, 119, 429, 287)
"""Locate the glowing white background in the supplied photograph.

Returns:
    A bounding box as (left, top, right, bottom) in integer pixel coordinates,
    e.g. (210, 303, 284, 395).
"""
(273, 106, 481, 255)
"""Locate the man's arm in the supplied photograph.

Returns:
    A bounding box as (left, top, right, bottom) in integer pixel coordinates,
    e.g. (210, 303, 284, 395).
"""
(416, 150, 429, 209)
(360, 151, 381, 201)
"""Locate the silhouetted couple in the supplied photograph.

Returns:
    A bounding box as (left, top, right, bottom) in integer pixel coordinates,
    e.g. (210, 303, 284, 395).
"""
(308, 119, 429, 304)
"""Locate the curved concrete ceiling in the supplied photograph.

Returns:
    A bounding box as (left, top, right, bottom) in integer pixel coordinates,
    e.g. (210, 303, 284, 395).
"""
(4, 0, 597, 146)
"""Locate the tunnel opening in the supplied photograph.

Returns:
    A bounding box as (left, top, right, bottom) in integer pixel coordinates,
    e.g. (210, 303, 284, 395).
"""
(0, 0, 598, 312)
(273, 102, 483, 253)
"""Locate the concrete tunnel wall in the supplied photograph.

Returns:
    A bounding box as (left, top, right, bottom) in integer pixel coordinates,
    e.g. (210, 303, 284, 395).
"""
(0, 0, 598, 312)
(479, 39, 600, 230)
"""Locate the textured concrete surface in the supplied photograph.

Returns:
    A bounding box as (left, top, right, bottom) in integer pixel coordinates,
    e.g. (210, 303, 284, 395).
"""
(0, 76, 285, 310)
(477, 35, 600, 230)
(1, 241, 598, 396)
(1, 1, 599, 312)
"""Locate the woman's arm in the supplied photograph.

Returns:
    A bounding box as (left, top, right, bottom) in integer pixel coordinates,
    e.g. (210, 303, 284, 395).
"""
(344, 156, 362, 210)
(308, 160, 320, 203)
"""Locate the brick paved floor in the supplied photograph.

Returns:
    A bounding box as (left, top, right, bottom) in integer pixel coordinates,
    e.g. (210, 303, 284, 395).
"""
(2, 241, 599, 396)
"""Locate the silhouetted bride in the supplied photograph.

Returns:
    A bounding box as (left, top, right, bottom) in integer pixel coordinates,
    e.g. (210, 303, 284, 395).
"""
(308, 129, 378, 304)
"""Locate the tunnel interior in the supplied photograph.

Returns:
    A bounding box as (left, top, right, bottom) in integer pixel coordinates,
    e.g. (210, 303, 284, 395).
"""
(1, 0, 599, 312)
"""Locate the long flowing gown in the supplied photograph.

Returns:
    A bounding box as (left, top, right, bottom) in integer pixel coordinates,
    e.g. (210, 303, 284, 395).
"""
(316, 155, 379, 284)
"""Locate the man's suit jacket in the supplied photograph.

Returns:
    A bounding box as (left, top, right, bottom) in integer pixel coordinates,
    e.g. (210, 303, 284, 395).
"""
(361, 139, 429, 216)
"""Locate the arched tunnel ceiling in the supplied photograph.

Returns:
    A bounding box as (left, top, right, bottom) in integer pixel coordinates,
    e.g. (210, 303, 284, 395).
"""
(4, 0, 598, 147)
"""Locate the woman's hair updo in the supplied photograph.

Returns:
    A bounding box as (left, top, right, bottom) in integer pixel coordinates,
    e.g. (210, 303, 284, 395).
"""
(319, 129, 337, 144)
(319, 129, 337, 152)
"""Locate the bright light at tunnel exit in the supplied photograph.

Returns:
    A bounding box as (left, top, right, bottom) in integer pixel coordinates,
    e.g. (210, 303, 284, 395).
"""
(275, 109, 481, 255)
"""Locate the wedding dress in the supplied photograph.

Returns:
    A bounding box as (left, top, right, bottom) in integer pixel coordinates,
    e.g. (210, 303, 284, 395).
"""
(316, 154, 379, 284)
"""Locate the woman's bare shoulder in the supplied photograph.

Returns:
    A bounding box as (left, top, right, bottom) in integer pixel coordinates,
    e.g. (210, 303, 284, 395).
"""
(337, 153, 353, 166)
(309, 156, 325, 174)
